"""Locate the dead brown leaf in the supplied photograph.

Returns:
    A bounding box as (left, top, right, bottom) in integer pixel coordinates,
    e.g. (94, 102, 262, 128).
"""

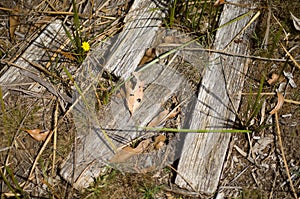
(214, 0, 225, 7)
(110, 139, 151, 163)
(148, 96, 181, 127)
(125, 73, 144, 115)
(267, 73, 279, 85)
(153, 135, 166, 150)
(270, 92, 284, 115)
(267, 73, 285, 85)
(138, 48, 156, 66)
(59, 51, 77, 61)
(25, 129, 50, 141)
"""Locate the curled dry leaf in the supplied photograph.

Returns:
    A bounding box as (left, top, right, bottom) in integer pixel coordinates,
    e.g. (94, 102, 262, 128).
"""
(214, 0, 225, 6)
(290, 12, 300, 31)
(270, 92, 284, 115)
(125, 72, 144, 115)
(25, 129, 50, 141)
(252, 136, 273, 154)
(267, 73, 279, 85)
(153, 135, 166, 150)
(148, 96, 181, 127)
(283, 71, 297, 88)
(109, 139, 150, 163)
(138, 48, 156, 66)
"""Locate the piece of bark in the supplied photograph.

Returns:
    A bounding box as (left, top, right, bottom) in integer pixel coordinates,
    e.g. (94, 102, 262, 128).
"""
(175, 0, 257, 195)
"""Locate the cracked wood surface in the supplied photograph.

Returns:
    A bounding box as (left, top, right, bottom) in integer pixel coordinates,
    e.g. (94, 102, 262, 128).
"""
(59, 0, 168, 189)
(175, 0, 256, 195)
(0, 0, 256, 193)
(59, 0, 209, 188)
(0, 20, 70, 102)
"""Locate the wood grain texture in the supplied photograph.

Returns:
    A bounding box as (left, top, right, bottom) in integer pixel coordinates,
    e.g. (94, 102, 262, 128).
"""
(60, 62, 197, 188)
(101, 0, 164, 79)
(59, 0, 167, 189)
(175, 0, 256, 194)
(0, 20, 68, 101)
(59, 2, 209, 188)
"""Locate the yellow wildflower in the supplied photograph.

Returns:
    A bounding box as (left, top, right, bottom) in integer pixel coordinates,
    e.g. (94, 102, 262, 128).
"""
(81, 41, 90, 52)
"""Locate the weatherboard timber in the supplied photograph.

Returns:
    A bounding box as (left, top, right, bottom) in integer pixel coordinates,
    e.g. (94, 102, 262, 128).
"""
(175, 0, 256, 194)
(0, 0, 256, 193)
(0, 20, 69, 102)
(59, 0, 168, 188)
(59, 0, 210, 188)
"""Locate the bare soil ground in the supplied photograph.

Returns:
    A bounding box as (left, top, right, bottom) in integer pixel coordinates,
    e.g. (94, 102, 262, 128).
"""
(0, 0, 300, 198)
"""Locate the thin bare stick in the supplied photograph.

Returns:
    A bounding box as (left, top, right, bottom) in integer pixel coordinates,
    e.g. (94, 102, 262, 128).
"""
(275, 112, 298, 199)
(284, 99, 300, 105)
(22, 57, 63, 81)
(262, 1, 271, 49)
(157, 44, 300, 63)
(24, 101, 60, 189)
(51, 101, 59, 178)
(280, 42, 300, 70)
(272, 14, 289, 40)
(0, 6, 15, 12)
(269, 171, 278, 199)
(167, 165, 199, 194)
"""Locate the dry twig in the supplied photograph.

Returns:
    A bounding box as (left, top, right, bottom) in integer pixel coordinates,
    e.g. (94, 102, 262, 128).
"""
(274, 112, 298, 199)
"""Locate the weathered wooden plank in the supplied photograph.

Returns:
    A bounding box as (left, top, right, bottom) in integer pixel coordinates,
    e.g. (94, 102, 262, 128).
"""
(59, 46, 201, 188)
(101, 0, 165, 79)
(59, 0, 167, 189)
(59, 0, 211, 187)
(175, 0, 257, 194)
(0, 20, 69, 102)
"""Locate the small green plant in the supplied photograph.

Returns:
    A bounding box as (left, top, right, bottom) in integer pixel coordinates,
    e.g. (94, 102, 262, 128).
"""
(240, 76, 266, 129)
(63, 0, 90, 64)
(237, 188, 265, 199)
(139, 183, 161, 199)
(85, 168, 117, 198)
(166, 0, 221, 38)
(168, 0, 177, 27)
(0, 166, 29, 199)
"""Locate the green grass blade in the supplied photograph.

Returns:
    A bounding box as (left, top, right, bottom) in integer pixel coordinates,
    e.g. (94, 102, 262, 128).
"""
(213, 10, 254, 33)
(62, 23, 76, 49)
(72, 0, 81, 50)
(0, 86, 7, 132)
(169, 0, 177, 27)
(245, 76, 265, 126)
(72, 0, 80, 31)
(141, 127, 251, 133)
(0, 168, 20, 199)
(196, 0, 207, 30)
(5, 166, 25, 196)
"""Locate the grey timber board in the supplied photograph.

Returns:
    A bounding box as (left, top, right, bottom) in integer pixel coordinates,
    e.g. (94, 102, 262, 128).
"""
(59, 0, 166, 189)
(175, 0, 257, 195)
